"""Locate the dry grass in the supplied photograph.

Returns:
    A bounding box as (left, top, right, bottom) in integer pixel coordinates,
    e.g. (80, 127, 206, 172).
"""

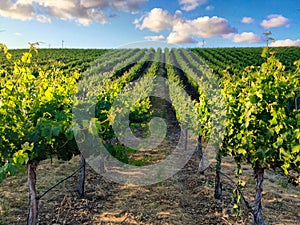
(0, 156, 299, 225)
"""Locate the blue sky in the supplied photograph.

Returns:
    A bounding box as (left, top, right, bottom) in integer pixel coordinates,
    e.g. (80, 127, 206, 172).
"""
(0, 0, 299, 49)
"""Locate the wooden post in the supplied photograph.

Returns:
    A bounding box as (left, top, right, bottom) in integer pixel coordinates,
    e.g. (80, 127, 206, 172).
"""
(252, 167, 265, 225)
(214, 151, 222, 199)
(27, 160, 39, 225)
(78, 154, 86, 197)
(197, 135, 204, 174)
(197, 135, 202, 159)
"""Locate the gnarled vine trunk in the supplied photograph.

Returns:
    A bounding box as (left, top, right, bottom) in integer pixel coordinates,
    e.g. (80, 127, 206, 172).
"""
(27, 160, 39, 225)
(252, 167, 265, 225)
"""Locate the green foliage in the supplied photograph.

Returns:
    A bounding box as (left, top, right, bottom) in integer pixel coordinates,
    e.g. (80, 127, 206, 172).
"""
(74, 48, 158, 165)
(165, 48, 200, 134)
(0, 44, 81, 182)
(192, 47, 300, 77)
(94, 48, 155, 141)
(222, 52, 300, 174)
(0, 48, 108, 74)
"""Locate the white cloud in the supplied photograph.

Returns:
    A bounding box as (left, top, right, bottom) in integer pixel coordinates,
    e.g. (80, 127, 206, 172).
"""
(37, 0, 108, 25)
(270, 39, 300, 47)
(37, 0, 76, 10)
(135, 9, 236, 44)
(134, 8, 182, 32)
(230, 32, 262, 43)
(261, 14, 289, 29)
(222, 33, 235, 39)
(36, 15, 51, 23)
(179, 0, 207, 11)
(0, 0, 147, 25)
(241, 17, 254, 24)
(80, 0, 108, 8)
(14, 32, 23, 36)
(167, 16, 237, 44)
(110, 0, 148, 12)
(205, 5, 214, 11)
(144, 35, 165, 41)
(167, 32, 195, 44)
(0, 0, 34, 20)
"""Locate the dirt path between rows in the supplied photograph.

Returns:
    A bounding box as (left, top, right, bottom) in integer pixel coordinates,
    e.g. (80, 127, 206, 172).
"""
(1, 132, 300, 225)
(2, 152, 298, 225)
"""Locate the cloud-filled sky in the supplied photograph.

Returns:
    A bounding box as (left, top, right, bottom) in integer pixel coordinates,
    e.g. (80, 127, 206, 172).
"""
(0, 0, 299, 48)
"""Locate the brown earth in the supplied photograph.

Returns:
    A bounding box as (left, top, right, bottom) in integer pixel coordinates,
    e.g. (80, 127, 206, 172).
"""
(0, 151, 299, 225)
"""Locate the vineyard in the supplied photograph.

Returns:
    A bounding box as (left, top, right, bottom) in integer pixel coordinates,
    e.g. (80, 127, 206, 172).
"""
(0, 44, 300, 225)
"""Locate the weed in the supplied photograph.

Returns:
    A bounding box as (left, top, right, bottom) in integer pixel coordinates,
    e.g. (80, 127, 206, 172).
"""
(278, 178, 289, 188)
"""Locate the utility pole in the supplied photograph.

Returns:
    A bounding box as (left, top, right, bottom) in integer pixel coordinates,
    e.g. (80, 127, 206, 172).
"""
(62, 40, 64, 49)
(263, 31, 272, 48)
(262, 31, 274, 58)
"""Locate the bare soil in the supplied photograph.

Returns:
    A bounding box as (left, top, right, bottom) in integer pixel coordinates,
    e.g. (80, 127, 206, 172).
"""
(1, 149, 299, 225)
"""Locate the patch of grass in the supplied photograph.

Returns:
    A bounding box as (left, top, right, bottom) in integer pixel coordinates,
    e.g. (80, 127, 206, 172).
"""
(130, 122, 151, 138)
(0, 199, 9, 218)
(273, 200, 287, 210)
(246, 177, 256, 185)
(129, 155, 153, 166)
(197, 178, 215, 187)
(278, 178, 289, 188)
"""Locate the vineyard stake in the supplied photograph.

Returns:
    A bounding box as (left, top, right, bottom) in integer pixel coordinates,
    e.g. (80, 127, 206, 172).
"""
(78, 154, 86, 197)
